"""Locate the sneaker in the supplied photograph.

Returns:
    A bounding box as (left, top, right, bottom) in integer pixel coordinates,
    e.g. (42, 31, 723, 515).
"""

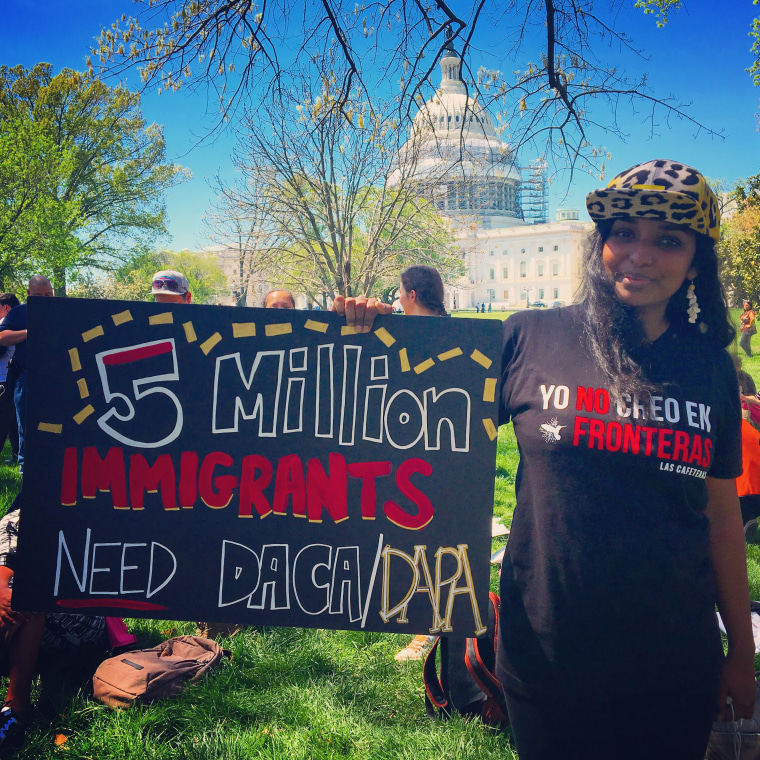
(0, 704, 27, 753)
(394, 634, 434, 662)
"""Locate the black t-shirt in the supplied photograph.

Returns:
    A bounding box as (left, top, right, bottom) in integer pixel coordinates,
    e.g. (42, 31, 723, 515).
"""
(0, 303, 27, 370)
(496, 304, 741, 701)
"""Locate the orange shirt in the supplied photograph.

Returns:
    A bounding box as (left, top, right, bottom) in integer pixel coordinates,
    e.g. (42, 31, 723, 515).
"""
(736, 418, 760, 497)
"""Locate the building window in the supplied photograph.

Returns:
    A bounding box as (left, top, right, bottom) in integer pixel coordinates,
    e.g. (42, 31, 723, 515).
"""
(521, 248, 525, 253)
(553, 245, 559, 251)
(503, 289, 509, 300)
(553, 288, 559, 299)
(502, 266, 508, 279)
(520, 261, 526, 278)
(520, 288, 527, 301)
(489, 268, 495, 280)
(487, 289, 495, 301)
(489, 250, 494, 256)
(538, 288, 544, 299)
(538, 263, 544, 277)
(552, 262, 559, 276)
(538, 246, 543, 252)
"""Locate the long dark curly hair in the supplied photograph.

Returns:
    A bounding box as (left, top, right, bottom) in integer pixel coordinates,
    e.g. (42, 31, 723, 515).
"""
(577, 219, 735, 401)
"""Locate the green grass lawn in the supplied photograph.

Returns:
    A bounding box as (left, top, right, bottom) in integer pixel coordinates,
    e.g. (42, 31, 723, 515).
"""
(451, 309, 517, 321)
(3, 308, 758, 758)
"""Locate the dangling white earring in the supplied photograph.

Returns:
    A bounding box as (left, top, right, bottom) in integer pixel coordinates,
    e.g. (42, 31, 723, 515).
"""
(687, 280, 700, 324)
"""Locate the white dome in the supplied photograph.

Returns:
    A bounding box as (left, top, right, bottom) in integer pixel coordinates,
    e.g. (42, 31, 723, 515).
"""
(390, 44, 523, 225)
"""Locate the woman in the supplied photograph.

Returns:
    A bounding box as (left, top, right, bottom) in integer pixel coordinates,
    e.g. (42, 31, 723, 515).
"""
(497, 160, 755, 759)
(393, 265, 447, 663)
(397, 265, 448, 317)
(740, 300, 755, 358)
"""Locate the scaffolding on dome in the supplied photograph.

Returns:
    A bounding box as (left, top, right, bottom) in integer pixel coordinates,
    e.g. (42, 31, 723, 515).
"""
(519, 159, 548, 224)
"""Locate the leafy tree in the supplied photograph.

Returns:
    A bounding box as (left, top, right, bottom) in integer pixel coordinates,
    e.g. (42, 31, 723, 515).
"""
(0, 113, 74, 289)
(719, 173, 760, 306)
(92, 0, 720, 181)
(213, 63, 462, 302)
(0, 63, 187, 294)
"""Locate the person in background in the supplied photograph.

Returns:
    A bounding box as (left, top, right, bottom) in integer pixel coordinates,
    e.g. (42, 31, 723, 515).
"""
(740, 300, 755, 358)
(393, 265, 447, 662)
(0, 492, 106, 751)
(397, 265, 448, 317)
(151, 270, 192, 304)
(737, 416, 760, 531)
(0, 295, 20, 464)
(733, 354, 758, 419)
(150, 269, 240, 639)
(263, 290, 295, 309)
(0, 276, 54, 475)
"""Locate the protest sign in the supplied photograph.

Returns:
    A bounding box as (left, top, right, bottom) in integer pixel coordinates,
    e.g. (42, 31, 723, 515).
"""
(13, 298, 501, 636)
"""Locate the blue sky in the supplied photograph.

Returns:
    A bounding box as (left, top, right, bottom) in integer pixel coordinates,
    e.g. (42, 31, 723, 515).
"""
(2, 0, 759, 250)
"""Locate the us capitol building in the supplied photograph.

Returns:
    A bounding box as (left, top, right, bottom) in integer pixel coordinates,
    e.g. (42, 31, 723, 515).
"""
(212, 43, 592, 310)
(392, 41, 592, 310)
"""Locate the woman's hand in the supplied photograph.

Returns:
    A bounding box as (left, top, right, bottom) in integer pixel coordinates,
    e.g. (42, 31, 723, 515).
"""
(332, 295, 392, 332)
(715, 647, 756, 721)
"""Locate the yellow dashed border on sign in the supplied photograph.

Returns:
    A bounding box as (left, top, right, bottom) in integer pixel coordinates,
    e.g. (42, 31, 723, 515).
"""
(483, 378, 497, 403)
(265, 323, 292, 337)
(82, 325, 104, 343)
(232, 323, 256, 338)
(69, 348, 81, 372)
(200, 333, 222, 355)
(112, 310, 132, 326)
(38, 422, 62, 434)
(399, 348, 410, 372)
(304, 319, 328, 333)
(438, 347, 463, 361)
(149, 312, 173, 325)
(74, 405, 95, 425)
(183, 321, 197, 343)
(374, 327, 395, 347)
(414, 358, 435, 374)
(483, 418, 497, 441)
(77, 378, 89, 399)
(471, 349, 492, 369)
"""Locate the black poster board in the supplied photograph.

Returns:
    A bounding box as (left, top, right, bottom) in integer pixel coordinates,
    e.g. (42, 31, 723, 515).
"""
(13, 298, 501, 636)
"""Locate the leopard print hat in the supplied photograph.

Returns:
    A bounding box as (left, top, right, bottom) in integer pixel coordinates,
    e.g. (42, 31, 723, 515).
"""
(585, 159, 720, 243)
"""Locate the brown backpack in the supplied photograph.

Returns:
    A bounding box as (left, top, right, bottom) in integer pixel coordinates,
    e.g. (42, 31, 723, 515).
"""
(93, 635, 230, 708)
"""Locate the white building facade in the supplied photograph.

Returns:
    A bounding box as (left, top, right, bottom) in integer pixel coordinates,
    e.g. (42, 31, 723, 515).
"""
(452, 216, 591, 310)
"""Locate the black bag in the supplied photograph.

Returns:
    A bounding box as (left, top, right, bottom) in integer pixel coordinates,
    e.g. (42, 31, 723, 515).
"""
(423, 591, 508, 727)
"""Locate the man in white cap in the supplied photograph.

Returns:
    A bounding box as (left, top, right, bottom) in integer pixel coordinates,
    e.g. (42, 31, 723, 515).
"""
(151, 270, 192, 304)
